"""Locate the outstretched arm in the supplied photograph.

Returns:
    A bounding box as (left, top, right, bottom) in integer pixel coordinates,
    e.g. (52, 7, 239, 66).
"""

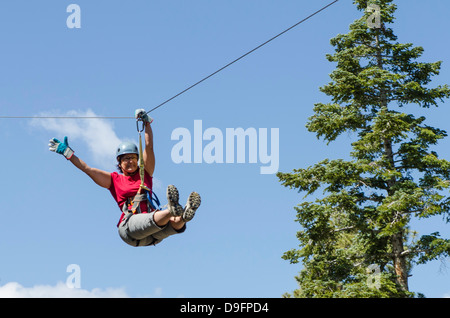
(70, 154, 112, 189)
(49, 137, 111, 189)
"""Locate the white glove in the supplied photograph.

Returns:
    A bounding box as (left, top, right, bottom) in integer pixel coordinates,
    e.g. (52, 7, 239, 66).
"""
(135, 109, 153, 125)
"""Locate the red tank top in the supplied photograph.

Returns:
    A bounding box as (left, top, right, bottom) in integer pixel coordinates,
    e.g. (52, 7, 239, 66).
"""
(109, 170, 153, 226)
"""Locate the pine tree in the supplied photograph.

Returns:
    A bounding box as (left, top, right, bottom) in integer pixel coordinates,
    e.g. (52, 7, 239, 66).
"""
(278, 0, 450, 297)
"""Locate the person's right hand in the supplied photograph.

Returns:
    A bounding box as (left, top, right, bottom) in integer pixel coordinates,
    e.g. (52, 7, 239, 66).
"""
(135, 109, 153, 125)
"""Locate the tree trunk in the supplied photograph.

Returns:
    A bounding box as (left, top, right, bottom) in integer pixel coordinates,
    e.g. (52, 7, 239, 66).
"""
(375, 32, 409, 293)
(392, 232, 409, 291)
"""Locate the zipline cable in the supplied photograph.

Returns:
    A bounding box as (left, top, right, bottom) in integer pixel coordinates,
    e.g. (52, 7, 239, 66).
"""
(145, 0, 339, 115)
(0, 116, 133, 119)
(0, 0, 339, 120)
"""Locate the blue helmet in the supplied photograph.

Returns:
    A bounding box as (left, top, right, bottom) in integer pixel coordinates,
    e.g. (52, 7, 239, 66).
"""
(116, 141, 139, 161)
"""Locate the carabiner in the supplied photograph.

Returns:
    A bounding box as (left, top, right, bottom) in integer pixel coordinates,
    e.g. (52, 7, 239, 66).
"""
(136, 118, 145, 133)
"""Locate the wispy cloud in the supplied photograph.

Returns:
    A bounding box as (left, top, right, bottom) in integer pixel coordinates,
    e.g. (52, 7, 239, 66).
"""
(0, 282, 129, 298)
(30, 108, 164, 190)
(31, 109, 125, 170)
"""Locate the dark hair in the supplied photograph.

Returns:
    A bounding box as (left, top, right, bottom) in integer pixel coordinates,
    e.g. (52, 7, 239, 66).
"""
(116, 156, 123, 173)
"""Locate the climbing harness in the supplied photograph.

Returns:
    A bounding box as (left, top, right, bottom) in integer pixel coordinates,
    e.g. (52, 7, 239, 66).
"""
(123, 116, 161, 216)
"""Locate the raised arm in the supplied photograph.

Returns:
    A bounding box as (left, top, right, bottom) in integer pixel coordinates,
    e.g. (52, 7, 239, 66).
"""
(135, 109, 155, 177)
(49, 136, 112, 189)
(143, 122, 155, 177)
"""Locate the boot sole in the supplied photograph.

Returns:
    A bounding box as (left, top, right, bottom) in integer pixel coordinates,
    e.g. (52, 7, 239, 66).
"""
(166, 185, 184, 217)
(183, 192, 201, 222)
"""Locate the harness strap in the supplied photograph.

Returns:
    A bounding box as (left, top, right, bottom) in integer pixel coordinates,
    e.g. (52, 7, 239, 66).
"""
(130, 193, 147, 213)
(148, 191, 161, 211)
(122, 190, 161, 215)
(137, 121, 150, 194)
(123, 117, 160, 216)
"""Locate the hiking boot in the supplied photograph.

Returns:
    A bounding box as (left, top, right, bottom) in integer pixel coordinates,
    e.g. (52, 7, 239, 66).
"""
(166, 185, 184, 217)
(182, 192, 201, 222)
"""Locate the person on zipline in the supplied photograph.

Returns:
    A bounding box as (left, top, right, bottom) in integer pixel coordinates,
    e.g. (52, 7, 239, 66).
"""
(48, 109, 201, 247)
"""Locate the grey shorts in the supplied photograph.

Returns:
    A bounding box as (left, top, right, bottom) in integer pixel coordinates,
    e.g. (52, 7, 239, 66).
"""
(118, 212, 186, 247)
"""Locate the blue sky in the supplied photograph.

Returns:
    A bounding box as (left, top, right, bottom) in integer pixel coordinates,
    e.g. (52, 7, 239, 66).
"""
(0, 0, 449, 298)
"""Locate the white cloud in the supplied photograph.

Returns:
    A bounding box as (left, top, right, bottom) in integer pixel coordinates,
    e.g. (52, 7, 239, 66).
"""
(0, 282, 129, 298)
(30, 108, 164, 192)
(31, 109, 125, 170)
